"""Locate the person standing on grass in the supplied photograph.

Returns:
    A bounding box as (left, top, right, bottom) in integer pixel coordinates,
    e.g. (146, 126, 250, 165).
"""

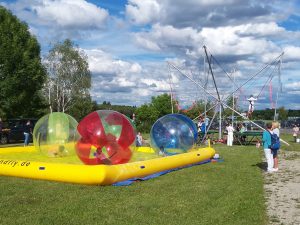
(272, 121, 280, 172)
(262, 123, 274, 173)
(292, 124, 299, 142)
(197, 118, 203, 133)
(226, 123, 234, 146)
(239, 123, 247, 143)
(136, 132, 143, 147)
(24, 120, 32, 146)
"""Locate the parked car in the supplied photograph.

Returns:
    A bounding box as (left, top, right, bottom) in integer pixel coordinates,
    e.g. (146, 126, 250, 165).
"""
(0, 118, 37, 144)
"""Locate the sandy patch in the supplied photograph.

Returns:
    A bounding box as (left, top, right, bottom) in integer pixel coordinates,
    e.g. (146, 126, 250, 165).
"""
(264, 151, 300, 225)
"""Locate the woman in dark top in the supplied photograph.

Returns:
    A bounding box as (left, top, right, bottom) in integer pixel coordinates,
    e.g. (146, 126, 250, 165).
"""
(0, 118, 2, 133)
(24, 120, 32, 146)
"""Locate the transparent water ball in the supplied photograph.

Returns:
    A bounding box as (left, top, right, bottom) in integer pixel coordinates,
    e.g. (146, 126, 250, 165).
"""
(150, 114, 197, 155)
(33, 112, 79, 157)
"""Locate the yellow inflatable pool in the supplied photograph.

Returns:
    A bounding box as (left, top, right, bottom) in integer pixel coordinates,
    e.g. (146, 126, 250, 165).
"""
(0, 146, 215, 185)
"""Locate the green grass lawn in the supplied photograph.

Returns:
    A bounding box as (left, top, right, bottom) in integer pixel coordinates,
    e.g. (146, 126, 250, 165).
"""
(0, 143, 268, 225)
(280, 133, 300, 152)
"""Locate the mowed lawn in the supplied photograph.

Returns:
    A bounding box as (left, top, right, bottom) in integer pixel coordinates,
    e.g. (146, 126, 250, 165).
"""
(0, 144, 267, 225)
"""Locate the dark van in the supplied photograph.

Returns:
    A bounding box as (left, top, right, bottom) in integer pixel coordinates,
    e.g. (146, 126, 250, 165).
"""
(0, 118, 37, 144)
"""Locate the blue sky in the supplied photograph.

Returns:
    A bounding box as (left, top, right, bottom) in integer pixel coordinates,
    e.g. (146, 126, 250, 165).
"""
(1, 0, 300, 111)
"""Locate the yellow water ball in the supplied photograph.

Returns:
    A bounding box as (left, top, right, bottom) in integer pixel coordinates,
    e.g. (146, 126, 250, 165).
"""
(33, 112, 79, 157)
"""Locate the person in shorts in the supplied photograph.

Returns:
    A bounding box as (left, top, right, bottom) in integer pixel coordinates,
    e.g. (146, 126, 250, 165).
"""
(272, 121, 280, 172)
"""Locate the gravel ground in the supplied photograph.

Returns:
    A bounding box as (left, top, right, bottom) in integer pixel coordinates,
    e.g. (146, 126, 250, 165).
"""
(264, 150, 300, 225)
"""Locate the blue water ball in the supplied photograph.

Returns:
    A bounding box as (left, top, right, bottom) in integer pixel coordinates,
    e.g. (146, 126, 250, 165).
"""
(150, 114, 197, 155)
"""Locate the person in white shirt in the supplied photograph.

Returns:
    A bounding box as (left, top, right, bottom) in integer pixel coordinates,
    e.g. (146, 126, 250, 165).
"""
(292, 124, 299, 142)
(226, 123, 234, 146)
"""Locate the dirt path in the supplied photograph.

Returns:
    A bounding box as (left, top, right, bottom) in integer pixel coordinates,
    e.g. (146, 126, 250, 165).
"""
(265, 150, 300, 225)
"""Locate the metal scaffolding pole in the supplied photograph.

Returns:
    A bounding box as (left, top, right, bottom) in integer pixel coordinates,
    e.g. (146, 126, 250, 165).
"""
(167, 61, 289, 146)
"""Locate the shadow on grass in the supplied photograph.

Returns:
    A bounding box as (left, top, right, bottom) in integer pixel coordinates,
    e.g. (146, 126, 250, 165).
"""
(252, 162, 267, 171)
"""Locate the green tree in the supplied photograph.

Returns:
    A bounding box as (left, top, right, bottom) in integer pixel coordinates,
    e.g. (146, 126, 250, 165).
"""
(184, 100, 215, 120)
(288, 109, 300, 118)
(68, 96, 97, 121)
(151, 93, 173, 117)
(135, 93, 179, 132)
(113, 105, 136, 118)
(135, 104, 159, 132)
(135, 93, 219, 132)
(44, 39, 92, 117)
(252, 108, 276, 120)
(0, 6, 46, 118)
(278, 106, 288, 120)
(223, 96, 239, 120)
(95, 102, 136, 119)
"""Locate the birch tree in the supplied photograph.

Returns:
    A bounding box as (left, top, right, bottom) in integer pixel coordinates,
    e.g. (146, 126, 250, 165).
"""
(44, 39, 91, 114)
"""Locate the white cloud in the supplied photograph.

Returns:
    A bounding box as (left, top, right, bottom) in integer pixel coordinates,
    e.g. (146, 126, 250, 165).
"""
(129, 63, 142, 73)
(236, 60, 256, 67)
(283, 46, 300, 61)
(140, 78, 170, 91)
(134, 23, 281, 60)
(125, 0, 293, 28)
(32, 0, 108, 29)
(286, 82, 300, 89)
(1, 0, 110, 44)
(261, 52, 283, 63)
(135, 35, 161, 51)
(115, 77, 136, 87)
(197, 0, 236, 6)
(134, 24, 202, 52)
(85, 48, 170, 105)
(84, 47, 177, 105)
(86, 49, 141, 76)
(126, 0, 162, 25)
(236, 22, 285, 37)
(201, 25, 282, 57)
(261, 45, 300, 63)
(132, 88, 151, 97)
